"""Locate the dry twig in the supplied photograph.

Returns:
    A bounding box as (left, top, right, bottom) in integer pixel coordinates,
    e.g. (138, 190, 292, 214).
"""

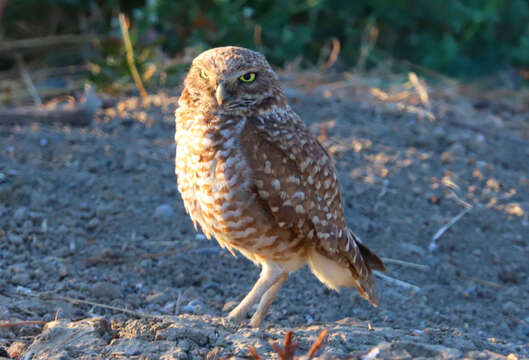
(250, 329, 328, 359)
(0, 320, 46, 328)
(396, 103, 436, 121)
(321, 38, 341, 72)
(253, 24, 263, 48)
(370, 88, 411, 103)
(0, 85, 100, 126)
(356, 18, 378, 72)
(205, 347, 220, 360)
(45, 294, 149, 318)
(459, 273, 502, 289)
(408, 72, 430, 108)
(249, 346, 263, 360)
(375, 272, 420, 292)
(380, 258, 429, 271)
(377, 179, 389, 198)
(12, 289, 150, 318)
(270, 331, 299, 360)
(84, 246, 186, 265)
(306, 329, 329, 358)
(0, 34, 92, 52)
(14, 54, 41, 106)
(429, 207, 471, 251)
(54, 308, 62, 321)
(118, 13, 148, 100)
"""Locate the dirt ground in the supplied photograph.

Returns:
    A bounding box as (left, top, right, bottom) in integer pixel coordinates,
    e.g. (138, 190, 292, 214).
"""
(1, 73, 528, 359)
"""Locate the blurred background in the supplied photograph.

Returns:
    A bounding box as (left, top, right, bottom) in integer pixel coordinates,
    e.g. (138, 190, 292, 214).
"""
(1, 0, 528, 105)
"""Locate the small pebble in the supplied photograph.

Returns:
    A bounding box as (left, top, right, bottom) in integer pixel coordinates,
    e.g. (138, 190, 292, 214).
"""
(86, 218, 100, 231)
(123, 152, 138, 172)
(8, 232, 23, 245)
(447, 143, 465, 157)
(146, 291, 171, 305)
(79, 202, 91, 211)
(92, 282, 122, 299)
(182, 299, 204, 314)
(56, 224, 68, 233)
(96, 203, 113, 218)
(11, 272, 31, 286)
(195, 234, 207, 241)
(222, 300, 238, 312)
(161, 301, 176, 314)
(7, 341, 28, 358)
(498, 269, 519, 283)
(202, 282, 223, 294)
(85, 158, 99, 173)
(520, 325, 529, 337)
(13, 207, 27, 223)
(154, 204, 174, 220)
(502, 301, 520, 315)
(22, 220, 32, 231)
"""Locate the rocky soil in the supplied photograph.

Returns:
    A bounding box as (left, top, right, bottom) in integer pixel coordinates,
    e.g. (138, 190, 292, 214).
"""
(1, 74, 528, 359)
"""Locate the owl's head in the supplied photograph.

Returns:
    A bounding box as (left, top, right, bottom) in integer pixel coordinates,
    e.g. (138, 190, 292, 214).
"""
(182, 46, 283, 113)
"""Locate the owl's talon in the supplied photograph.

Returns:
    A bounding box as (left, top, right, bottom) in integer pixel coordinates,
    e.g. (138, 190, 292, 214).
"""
(225, 311, 247, 323)
(248, 314, 264, 328)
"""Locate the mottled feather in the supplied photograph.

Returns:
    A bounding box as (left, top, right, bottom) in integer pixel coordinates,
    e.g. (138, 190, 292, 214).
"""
(240, 104, 384, 304)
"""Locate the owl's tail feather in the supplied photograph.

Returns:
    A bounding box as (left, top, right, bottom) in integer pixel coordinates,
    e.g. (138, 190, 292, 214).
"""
(346, 230, 385, 307)
(308, 230, 385, 307)
(356, 241, 386, 272)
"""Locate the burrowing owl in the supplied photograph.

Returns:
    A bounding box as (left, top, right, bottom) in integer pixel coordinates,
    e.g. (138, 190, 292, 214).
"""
(175, 46, 385, 327)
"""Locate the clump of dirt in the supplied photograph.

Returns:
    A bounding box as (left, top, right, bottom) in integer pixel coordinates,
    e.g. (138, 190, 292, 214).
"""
(0, 75, 528, 359)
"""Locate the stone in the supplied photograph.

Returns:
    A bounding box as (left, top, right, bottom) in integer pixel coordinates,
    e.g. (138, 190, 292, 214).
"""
(146, 292, 171, 305)
(92, 282, 122, 299)
(182, 300, 205, 314)
(447, 143, 465, 157)
(13, 207, 27, 223)
(11, 272, 31, 286)
(502, 301, 520, 315)
(123, 152, 139, 172)
(8, 232, 23, 245)
(96, 203, 113, 218)
(154, 204, 174, 221)
(7, 341, 28, 358)
(86, 218, 100, 231)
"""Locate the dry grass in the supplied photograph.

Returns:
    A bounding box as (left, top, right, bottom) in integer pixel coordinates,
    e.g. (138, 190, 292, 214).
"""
(249, 329, 329, 360)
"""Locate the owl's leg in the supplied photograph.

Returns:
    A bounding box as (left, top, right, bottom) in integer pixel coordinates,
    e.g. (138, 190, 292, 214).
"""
(227, 263, 284, 323)
(249, 272, 288, 327)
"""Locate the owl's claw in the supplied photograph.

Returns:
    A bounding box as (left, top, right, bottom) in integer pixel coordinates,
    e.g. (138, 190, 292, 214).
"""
(225, 309, 248, 323)
(224, 312, 263, 328)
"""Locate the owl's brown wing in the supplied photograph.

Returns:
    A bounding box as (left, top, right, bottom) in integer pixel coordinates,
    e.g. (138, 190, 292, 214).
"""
(240, 108, 384, 304)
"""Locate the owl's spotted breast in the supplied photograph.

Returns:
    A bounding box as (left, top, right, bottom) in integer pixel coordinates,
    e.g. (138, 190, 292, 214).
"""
(175, 106, 309, 268)
(175, 108, 249, 251)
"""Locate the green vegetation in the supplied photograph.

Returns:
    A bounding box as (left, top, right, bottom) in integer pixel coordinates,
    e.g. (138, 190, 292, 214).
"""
(2, 0, 529, 78)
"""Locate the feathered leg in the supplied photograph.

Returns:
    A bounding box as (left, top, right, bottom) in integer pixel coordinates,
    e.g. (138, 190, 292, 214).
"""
(249, 272, 288, 327)
(227, 263, 284, 324)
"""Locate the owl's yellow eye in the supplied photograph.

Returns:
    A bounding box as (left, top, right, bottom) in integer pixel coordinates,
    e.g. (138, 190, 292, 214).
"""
(199, 70, 209, 80)
(239, 72, 256, 83)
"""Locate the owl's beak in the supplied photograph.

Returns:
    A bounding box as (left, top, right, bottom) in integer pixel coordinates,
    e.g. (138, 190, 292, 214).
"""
(215, 82, 228, 105)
